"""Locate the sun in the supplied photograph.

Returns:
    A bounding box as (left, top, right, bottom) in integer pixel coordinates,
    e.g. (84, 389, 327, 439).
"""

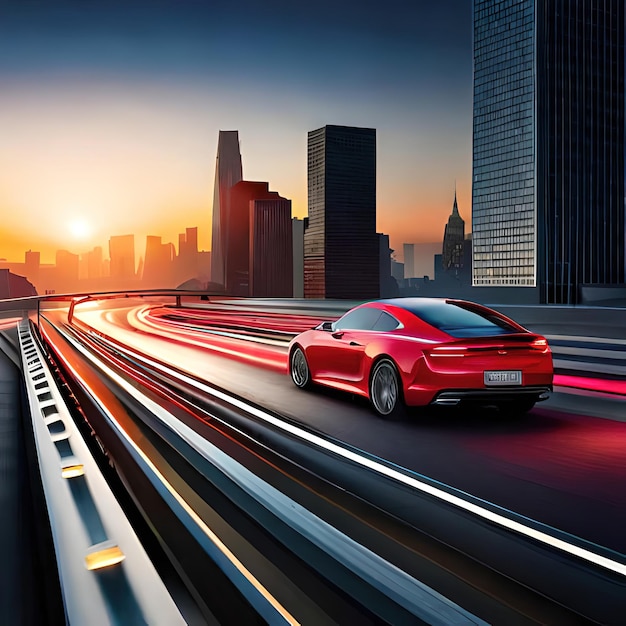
(68, 218, 92, 239)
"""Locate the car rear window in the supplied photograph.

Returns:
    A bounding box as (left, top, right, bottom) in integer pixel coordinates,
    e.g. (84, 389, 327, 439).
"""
(334, 307, 383, 331)
(373, 311, 401, 331)
(393, 300, 519, 337)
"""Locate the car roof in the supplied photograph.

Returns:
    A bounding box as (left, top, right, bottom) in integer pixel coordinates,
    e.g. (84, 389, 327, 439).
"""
(372, 297, 525, 337)
(375, 297, 469, 310)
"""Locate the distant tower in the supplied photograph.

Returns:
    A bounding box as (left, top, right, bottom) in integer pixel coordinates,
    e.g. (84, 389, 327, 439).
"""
(86, 246, 103, 281)
(227, 181, 285, 295)
(304, 125, 378, 299)
(109, 234, 135, 281)
(176, 227, 199, 284)
(403, 243, 415, 279)
(24, 250, 40, 286)
(292, 218, 305, 298)
(378, 233, 397, 298)
(55, 249, 80, 291)
(143, 236, 174, 287)
(442, 190, 465, 271)
(211, 131, 243, 287)
(250, 197, 293, 297)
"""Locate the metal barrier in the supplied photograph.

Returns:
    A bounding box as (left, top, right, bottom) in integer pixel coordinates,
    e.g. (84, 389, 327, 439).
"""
(18, 320, 186, 625)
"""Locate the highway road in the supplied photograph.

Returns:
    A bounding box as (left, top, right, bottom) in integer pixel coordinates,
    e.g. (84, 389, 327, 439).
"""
(55, 298, 626, 559)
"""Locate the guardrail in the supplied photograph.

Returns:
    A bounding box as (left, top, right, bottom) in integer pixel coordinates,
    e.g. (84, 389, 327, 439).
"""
(18, 320, 185, 625)
(45, 316, 488, 626)
(2, 289, 626, 340)
(45, 315, 626, 623)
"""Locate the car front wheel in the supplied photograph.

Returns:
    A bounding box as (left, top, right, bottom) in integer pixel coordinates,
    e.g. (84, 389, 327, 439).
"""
(369, 358, 404, 419)
(290, 346, 311, 389)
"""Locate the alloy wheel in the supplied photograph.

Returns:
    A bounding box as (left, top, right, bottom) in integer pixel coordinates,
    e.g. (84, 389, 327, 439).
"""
(370, 360, 399, 416)
(290, 347, 310, 388)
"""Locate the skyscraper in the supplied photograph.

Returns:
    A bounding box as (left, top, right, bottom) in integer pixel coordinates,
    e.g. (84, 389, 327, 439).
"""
(403, 243, 415, 279)
(227, 180, 286, 295)
(472, 0, 624, 303)
(86, 246, 103, 281)
(304, 125, 378, 299)
(292, 218, 305, 298)
(250, 197, 293, 297)
(24, 250, 40, 288)
(442, 191, 465, 271)
(109, 234, 135, 282)
(143, 235, 174, 287)
(211, 130, 243, 287)
(175, 227, 199, 285)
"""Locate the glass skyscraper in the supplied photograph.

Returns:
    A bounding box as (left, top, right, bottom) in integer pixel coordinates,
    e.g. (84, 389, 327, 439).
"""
(210, 131, 243, 288)
(472, 0, 624, 303)
(304, 125, 379, 299)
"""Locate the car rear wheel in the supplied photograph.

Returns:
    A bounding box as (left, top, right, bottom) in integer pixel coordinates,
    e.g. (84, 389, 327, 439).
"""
(369, 358, 404, 419)
(290, 346, 311, 389)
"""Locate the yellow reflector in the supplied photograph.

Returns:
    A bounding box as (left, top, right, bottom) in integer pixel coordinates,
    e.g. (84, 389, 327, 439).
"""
(61, 464, 84, 479)
(85, 542, 125, 571)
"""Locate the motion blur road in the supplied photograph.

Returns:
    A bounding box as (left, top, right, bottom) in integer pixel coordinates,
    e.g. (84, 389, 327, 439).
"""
(47, 299, 626, 558)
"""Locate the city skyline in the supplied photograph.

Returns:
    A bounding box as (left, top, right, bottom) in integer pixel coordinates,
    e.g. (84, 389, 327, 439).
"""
(0, 1, 472, 265)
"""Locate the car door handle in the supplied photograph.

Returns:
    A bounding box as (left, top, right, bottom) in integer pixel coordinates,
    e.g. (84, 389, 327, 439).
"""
(349, 341, 361, 346)
(332, 331, 344, 339)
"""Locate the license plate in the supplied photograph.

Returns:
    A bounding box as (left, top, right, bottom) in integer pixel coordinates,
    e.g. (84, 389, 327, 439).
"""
(484, 370, 522, 386)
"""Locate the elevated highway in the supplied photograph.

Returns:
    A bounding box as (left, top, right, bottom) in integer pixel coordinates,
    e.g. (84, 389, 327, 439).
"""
(1, 292, 625, 624)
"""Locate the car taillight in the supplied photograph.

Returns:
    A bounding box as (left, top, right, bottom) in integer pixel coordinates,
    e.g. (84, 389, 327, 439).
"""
(531, 338, 550, 352)
(428, 346, 468, 357)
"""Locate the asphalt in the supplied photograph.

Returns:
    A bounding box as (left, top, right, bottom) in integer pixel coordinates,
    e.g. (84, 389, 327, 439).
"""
(0, 326, 63, 625)
(0, 305, 623, 623)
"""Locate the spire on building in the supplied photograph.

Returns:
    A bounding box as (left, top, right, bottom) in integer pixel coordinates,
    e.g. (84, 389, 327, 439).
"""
(452, 185, 460, 216)
(442, 190, 465, 271)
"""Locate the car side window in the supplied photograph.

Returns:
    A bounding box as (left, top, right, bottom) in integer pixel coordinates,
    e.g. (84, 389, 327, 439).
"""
(373, 311, 400, 331)
(334, 308, 382, 331)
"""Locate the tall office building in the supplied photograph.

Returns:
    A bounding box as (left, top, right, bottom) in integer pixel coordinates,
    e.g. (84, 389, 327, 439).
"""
(24, 250, 40, 287)
(250, 198, 293, 297)
(175, 227, 199, 284)
(55, 249, 80, 292)
(86, 246, 103, 281)
(403, 243, 415, 279)
(143, 236, 175, 287)
(109, 234, 136, 282)
(292, 218, 305, 298)
(378, 233, 398, 298)
(442, 191, 465, 271)
(304, 125, 379, 299)
(211, 131, 243, 287)
(227, 181, 286, 295)
(473, 0, 624, 303)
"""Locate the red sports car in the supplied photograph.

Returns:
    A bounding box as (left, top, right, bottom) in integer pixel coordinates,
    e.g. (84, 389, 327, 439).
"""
(288, 298, 553, 418)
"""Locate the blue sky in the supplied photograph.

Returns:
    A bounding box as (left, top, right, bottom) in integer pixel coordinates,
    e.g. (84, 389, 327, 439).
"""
(0, 0, 472, 272)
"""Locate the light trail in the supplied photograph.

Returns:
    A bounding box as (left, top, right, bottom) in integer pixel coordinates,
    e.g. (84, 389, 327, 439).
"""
(78, 326, 626, 579)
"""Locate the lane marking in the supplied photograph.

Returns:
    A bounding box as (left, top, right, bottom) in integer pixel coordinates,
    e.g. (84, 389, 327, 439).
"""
(84, 328, 626, 579)
(45, 320, 486, 625)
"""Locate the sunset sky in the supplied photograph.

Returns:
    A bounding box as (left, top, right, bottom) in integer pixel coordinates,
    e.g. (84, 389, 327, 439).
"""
(0, 0, 472, 268)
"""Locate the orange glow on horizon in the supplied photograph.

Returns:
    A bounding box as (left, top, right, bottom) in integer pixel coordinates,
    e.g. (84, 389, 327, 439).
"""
(0, 181, 470, 267)
(0, 80, 472, 266)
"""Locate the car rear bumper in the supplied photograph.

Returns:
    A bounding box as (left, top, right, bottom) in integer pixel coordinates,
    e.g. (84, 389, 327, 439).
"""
(429, 385, 553, 407)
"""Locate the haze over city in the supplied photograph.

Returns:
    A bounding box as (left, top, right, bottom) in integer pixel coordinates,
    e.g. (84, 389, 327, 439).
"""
(0, 4, 625, 624)
(0, 0, 471, 267)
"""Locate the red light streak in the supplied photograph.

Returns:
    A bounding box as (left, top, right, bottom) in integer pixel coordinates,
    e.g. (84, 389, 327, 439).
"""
(554, 374, 626, 397)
